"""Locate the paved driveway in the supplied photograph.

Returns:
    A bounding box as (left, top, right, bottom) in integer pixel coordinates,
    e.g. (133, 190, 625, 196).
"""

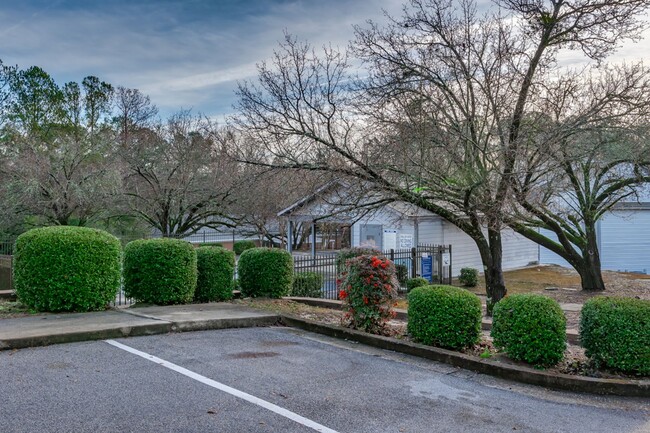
(1, 327, 648, 433)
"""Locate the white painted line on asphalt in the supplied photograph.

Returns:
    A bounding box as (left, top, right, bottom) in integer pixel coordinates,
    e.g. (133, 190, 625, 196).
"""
(104, 339, 339, 433)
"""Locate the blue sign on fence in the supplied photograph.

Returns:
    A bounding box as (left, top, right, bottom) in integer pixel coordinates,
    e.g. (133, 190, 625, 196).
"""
(421, 254, 433, 282)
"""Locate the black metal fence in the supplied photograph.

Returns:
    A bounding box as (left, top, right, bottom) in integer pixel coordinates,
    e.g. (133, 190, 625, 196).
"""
(0, 241, 12, 292)
(292, 244, 452, 300)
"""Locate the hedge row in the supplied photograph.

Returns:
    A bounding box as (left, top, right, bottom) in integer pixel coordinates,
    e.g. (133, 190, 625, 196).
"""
(13, 228, 293, 312)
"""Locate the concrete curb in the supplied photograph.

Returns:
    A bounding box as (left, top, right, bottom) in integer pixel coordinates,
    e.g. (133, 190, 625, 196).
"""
(0, 322, 172, 350)
(285, 297, 581, 345)
(0, 311, 280, 351)
(279, 314, 650, 397)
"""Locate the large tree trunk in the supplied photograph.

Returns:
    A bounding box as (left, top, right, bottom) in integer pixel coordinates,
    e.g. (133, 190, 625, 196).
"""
(477, 228, 507, 315)
(578, 224, 606, 291)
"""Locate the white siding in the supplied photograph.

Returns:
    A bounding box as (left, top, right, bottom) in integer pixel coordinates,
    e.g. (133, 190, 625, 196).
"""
(538, 209, 650, 274)
(352, 208, 415, 251)
(441, 222, 538, 276)
(600, 209, 650, 274)
(353, 209, 538, 276)
(538, 229, 573, 268)
(417, 217, 444, 244)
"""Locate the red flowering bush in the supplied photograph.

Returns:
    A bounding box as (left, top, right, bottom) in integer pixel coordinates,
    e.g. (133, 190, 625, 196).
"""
(339, 255, 399, 335)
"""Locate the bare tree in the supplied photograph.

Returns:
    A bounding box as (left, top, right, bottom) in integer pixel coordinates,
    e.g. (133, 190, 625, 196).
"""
(113, 86, 158, 147)
(234, 0, 650, 309)
(121, 111, 240, 237)
(508, 68, 650, 290)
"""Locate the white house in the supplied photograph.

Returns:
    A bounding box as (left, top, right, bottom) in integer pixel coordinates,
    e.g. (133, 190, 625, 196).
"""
(278, 182, 539, 277)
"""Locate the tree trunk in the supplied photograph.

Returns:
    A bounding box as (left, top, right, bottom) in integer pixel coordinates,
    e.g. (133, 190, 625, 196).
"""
(578, 224, 606, 291)
(477, 228, 507, 315)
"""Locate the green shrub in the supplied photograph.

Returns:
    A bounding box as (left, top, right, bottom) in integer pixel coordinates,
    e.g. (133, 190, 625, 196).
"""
(123, 238, 197, 305)
(407, 285, 482, 350)
(13, 226, 121, 312)
(195, 246, 235, 302)
(238, 248, 293, 298)
(459, 267, 479, 287)
(233, 240, 256, 255)
(406, 277, 429, 293)
(580, 297, 650, 375)
(395, 263, 409, 285)
(340, 255, 398, 334)
(491, 294, 566, 366)
(291, 272, 324, 297)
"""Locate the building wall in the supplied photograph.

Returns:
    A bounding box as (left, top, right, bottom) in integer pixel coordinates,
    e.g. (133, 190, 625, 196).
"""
(351, 208, 416, 251)
(538, 208, 650, 274)
(352, 211, 539, 276)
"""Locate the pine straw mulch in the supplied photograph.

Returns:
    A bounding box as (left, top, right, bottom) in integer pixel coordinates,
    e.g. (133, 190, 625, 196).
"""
(239, 298, 647, 381)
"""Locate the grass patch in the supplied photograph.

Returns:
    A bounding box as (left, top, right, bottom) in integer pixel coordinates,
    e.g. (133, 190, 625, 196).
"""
(0, 299, 39, 318)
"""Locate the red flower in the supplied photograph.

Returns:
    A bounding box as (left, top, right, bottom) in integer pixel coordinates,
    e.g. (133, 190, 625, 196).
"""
(339, 290, 348, 300)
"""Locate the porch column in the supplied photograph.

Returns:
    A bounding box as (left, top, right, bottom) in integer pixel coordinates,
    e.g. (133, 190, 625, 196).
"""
(287, 220, 294, 253)
(311, 221, 317, 256)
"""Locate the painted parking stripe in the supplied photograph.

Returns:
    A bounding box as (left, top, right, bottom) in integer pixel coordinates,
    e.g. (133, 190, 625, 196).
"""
(104, 339, 339, 433)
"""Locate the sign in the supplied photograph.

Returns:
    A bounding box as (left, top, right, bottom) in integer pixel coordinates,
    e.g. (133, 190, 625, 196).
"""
(441, 252, 451, 266)
(421, 254, 433, 282)
(383, 229, 397, 251)
(399, 234, 413, 249)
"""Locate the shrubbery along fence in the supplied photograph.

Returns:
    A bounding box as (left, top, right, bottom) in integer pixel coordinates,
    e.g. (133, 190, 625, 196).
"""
(1, 235, 451, 303)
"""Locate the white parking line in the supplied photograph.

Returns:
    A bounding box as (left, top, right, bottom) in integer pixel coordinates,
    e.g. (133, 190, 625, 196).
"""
(104, 339, 339, 433)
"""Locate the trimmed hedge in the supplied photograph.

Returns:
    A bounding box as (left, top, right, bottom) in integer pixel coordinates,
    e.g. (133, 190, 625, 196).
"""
(491, 294, 566, 366)
(233, 240, 256, 255)
(238, 247, 293, 298)
(13, 226, 121, 312)
(407, 285, 482, 350)
(406, 277, 429, 293)
(292, 272, 324, 298)
(123, 238, 197, 305)
(580, 297, 650, 375)
(459, 267, 479, 287)
(195, 246, 235, 302)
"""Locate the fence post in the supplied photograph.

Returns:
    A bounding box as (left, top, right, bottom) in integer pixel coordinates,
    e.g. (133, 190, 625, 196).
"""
(411, 247, 417, 278)
(390, 249, 394, 261)
(437, 246, 443, 284)
(448, 244, 453, 284)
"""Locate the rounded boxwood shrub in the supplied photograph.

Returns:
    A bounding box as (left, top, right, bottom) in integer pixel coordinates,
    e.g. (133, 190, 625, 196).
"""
(233, 240, 256, 255)
(291, 271, 324, 297)
(123, 238, 197, 305)
(406, 277, 429, 293)
(491, 294, 566, 366)
(459, 267, 479, 287)
(407, 285, 482, 350)
(195, 246, 235, 302)
(13, 226, 121, 312)
(580, 297, 650, 375)
(238, 247, 293, 298)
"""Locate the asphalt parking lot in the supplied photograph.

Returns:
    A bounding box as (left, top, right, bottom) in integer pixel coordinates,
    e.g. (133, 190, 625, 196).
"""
(1, 327, 648, 433)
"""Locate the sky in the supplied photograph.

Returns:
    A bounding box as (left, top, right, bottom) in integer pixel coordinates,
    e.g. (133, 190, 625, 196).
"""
(1, 0, 649, 120)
